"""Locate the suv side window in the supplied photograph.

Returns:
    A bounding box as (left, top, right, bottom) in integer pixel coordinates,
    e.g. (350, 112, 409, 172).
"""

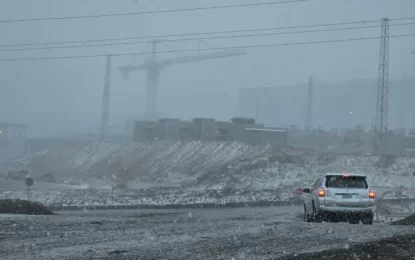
(312, 178, 320, 191)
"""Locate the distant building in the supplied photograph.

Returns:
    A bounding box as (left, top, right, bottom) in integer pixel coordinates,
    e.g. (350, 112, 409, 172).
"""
(244, 127, 288, 146)
(25, 138, 67, 155)
(235, 78, 415, 130)
(133, 117, 288, 146)
(0, 122, 28, 163)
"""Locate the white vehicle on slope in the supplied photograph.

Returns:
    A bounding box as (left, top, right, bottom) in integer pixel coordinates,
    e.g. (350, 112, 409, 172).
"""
(302, 173, 376, 224)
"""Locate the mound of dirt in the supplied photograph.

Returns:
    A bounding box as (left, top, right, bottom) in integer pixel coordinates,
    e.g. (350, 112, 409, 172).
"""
(391, 213, 415, 225)
(283, 234, 415, 260)
(0, 199, 55, 215)
(375, 154, 396, 168)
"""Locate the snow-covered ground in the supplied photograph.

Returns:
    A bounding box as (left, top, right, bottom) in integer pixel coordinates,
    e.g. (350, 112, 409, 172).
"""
(0, 206, 413, 260)
(0, 188, 300, 208)
(1, 141, 414, 208)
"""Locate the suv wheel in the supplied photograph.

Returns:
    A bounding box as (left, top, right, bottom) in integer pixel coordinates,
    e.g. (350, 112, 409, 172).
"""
(304, 205, 313, 222)
(362, 214, 373, 225)
(312, 202, 322, 223)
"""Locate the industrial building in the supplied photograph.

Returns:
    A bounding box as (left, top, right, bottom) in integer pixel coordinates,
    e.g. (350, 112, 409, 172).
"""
(133, 117, 288, 146)
(25, 138, 67, 155)
(0, 122, 28, 163)
(285, 124, 415, 154)
(234, 77, 415, 153)
(235, 78, 415, 131)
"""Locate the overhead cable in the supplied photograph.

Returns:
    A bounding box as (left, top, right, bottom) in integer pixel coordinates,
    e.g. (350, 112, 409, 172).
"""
(1, 16, 414, 49)
(1, 33, 414, 62)
(0, 0, 307, 23)
(2, 23, 415, 52)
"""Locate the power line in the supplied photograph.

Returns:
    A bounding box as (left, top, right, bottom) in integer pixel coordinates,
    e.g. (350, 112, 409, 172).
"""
(2, 16, 415, 48)
(1, 33, 414, 62)
(2, 23, 415, 53)
(0, 0, 306, 23)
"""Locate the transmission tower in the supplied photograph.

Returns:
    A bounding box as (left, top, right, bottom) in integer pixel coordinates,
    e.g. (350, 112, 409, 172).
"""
(100, 54, 112, 141)
(375, 18, 390, 142)
(305, 75, 314, 131)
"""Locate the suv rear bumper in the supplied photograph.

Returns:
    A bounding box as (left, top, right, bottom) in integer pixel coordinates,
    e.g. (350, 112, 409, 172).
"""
(320, 205, 375, 213)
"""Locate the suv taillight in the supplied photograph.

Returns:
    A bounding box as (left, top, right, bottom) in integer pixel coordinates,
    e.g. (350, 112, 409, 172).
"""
(369, 189, 376, 199)
(318, 188, 326, 197)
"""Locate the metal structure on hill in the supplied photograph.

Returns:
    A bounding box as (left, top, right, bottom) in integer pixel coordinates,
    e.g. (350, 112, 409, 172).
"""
(305, 75, 314, 132)
(100, 54, 112, 141)
(375, 18, 390, 145)
(119, 39, 245, 121)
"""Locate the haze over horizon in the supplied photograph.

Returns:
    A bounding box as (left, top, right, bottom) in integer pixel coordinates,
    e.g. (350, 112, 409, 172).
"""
(0, 0, 414, 137)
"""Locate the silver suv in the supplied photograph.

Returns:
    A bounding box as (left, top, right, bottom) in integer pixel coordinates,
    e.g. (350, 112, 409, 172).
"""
(302, 173, 376, 224)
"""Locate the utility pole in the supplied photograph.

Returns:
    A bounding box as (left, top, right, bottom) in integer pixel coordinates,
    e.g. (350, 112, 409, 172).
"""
(100, 54, 112, 141)
(255, 94, 260, 122)
(375, 18, 390, 145)
(305, 75, 314, 132)
(147, 39, 160, 121)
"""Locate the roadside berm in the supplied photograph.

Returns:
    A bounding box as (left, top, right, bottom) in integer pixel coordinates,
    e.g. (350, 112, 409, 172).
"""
(0, 199, 55, 215)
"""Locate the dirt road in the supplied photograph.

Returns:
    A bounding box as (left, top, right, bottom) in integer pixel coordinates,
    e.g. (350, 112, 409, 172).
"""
(0, 206, 413, 259)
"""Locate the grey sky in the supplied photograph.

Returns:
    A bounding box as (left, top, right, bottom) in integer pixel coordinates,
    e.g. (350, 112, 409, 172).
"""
(0, 0, 414, 137)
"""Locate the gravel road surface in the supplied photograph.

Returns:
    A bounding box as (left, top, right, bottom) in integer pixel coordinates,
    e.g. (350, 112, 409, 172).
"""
(0, 206, 413, 259)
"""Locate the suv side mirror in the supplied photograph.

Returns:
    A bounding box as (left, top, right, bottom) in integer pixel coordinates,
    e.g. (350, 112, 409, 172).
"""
(302, 188, 311, 193)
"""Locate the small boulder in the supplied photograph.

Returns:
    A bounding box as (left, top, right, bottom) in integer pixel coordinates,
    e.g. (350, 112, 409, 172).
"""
(38, 173, 57, 183)
(391, 213, 415, 225)
(0, 199, 56, 215)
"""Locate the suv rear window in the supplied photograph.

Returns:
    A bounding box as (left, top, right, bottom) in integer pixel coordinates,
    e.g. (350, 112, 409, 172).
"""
(325, 175, 368, 189)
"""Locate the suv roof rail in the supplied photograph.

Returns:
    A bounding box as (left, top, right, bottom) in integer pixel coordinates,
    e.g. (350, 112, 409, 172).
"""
(324, 173, 367, 177)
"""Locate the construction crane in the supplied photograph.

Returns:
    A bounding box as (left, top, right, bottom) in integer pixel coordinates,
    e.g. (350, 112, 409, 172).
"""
(119, 39, 246, 120)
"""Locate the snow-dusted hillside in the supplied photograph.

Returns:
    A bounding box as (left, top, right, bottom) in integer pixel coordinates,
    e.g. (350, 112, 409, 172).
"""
(195, 150, 415, 191)
(3, 141, 415, 189)
(1, 141, 415, 207)
(4, 141, 264, 183)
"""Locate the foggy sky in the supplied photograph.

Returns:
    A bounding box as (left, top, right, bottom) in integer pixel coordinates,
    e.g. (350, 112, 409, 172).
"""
(0, 0, 414, 137)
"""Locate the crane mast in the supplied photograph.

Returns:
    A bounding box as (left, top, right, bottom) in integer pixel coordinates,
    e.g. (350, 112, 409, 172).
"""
(120, 39, 245, 120)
